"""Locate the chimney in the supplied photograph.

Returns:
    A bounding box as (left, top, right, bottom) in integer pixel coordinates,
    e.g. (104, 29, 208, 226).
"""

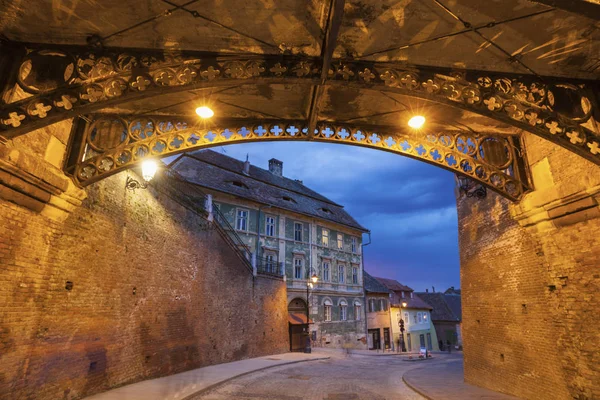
(268, 158, 283, 176)
(242, 154, 250, 176)
(432, 286, 435, 293)
(425, 288, 429, 293)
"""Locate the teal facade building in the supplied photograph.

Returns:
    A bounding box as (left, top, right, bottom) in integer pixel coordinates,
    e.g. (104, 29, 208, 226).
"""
(172, 150, 369, 349)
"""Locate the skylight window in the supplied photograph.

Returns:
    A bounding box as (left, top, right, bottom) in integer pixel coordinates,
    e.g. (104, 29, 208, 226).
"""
(229, 180, 248, 189)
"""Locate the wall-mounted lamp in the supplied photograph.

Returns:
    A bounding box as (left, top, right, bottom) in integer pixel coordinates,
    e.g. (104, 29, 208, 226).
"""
(126, 160, 158, 191)
(401, 301, 408, 308)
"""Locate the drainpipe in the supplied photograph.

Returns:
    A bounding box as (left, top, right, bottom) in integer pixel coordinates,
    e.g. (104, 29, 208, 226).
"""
(361, 231, 371, 349)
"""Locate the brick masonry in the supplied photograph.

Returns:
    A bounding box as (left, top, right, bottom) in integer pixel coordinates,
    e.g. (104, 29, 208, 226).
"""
(458, 133, 600, 400)
(0, 171, 288, 400)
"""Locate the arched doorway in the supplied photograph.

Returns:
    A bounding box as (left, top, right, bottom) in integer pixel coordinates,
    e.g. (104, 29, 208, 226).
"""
(288, 297, 310, 352)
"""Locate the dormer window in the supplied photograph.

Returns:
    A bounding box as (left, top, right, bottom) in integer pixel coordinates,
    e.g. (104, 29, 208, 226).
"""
(282, 196, 297, 204)
(229, 180, 248, 189)
(319, 207, 332, 214)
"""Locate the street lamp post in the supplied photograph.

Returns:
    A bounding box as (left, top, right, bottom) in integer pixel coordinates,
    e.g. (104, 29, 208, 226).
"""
(399, 301, 407, 352)
(305, 271, 318, 353)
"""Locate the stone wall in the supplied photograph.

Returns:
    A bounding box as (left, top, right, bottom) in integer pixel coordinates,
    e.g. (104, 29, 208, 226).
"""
(0, 171, 288, 400)
(458, 132, 600, 399)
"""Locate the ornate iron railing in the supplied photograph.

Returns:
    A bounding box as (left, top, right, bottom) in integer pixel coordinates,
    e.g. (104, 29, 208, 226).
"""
(157, 168, 254, 273)
(256, 257, 284, 277)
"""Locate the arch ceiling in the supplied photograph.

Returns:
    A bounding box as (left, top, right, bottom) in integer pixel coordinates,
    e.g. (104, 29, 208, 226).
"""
(0, 0, 599, 200)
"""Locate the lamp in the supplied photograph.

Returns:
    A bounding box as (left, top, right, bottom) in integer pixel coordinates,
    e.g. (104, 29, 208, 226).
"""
(408, 115, 425, 129)
(311, 273, 318, 284)
(195, 106, 214, 119)
(455, 175, 487, 199)
(126, 160, 158, 191)
(401, 301, 407, 308)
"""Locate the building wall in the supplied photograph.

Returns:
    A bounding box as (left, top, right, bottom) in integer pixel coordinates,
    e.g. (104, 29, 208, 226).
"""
(0, 172, 288, 400)
(390, 307, 439, 352)
(209, 191, 367, 348)
(366, 293, 392, 350)
(458, 133, 600, 399)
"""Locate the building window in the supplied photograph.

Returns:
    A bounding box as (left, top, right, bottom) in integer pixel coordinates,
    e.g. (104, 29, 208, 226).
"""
(417, 312, 423, 323)
(337, 233, 343, 249)
(340, 300, 347, 321)
(351, 237, 357, 253)
(423, 312, 428, 321)
(369, 299, 375, 312)
(404, 312, 409, 325)
(401, 291, 405, 298)
(265, 216, 275, 236)
(294, 258, 303, 279)
(294, 222, 303, 242)
(352, 267, 358, 284)
(324, 300, 332, 321)
(379, 299, 387, 312)
(266, 254, 276, 273)
(354, 302, 361, 321)
(322, 229, 329, 246)
(338, 264, 345, 283)
(236, 209, 248, 231)
(410, 292, 413, 298)
(322, 261, 330, 281)
(413, 313, 418, 324)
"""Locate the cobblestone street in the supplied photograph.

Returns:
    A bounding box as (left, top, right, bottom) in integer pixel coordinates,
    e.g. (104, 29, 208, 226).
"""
(191, 353, 433, 400)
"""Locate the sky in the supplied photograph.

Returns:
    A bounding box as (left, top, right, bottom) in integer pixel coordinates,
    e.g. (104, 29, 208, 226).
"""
(211, 141, 460, 293)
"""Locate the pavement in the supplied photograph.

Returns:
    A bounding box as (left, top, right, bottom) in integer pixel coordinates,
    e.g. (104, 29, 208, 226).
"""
(83, 352, 329, 400)
(403, 355, 521, 400)
(84, 350, 522, 400)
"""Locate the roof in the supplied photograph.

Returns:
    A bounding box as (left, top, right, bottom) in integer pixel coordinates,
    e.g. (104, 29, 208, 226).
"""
(170, 150, 368, 232)
(373, 277, 432, 310)
(363, 271, 390, 294)
(415, 292, 462, 322)
(392, 295, 433, 311)
(373, 277, 413, 292)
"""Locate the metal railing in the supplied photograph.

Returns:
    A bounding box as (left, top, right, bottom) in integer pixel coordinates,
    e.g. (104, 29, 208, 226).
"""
(156, 168, 254, 273)
(256, 257, 284, 277)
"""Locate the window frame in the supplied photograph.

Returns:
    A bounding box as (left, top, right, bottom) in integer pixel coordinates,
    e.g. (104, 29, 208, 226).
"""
(418, 312, 423, 323)
(337, 233, 343, 250)
(324, 302, 332, 322)
(404, 312, 410, 326)
(337, 264, 345, 283)
(340, 302, 347, 321)
(322, 228, 329, 247)
(294, 222, 303, 242)
(293, 258, 303, 280)
(351, 237, 357, 253)
(354, 303, 361, 321)
(235, 208, 249, 231)
(352, 266, 358, 284)
(265, 253, 276, 273)
(265, 215, 275, 237)
(322, 261, 330, 282)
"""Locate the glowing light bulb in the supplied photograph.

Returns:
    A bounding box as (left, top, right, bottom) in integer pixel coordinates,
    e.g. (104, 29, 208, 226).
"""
(141, 160, 157, 182)
(408, 115, 426, 129)
(195, 106, 214, 119)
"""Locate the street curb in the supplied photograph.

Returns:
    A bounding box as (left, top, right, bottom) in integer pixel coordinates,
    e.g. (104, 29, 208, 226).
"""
(402, 373, 435, 400)
(181, 356, 330, 400)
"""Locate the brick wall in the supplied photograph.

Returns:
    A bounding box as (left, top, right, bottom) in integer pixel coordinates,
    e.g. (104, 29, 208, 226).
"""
(0, 171, 288, 400)
(458, 133, 600, 399)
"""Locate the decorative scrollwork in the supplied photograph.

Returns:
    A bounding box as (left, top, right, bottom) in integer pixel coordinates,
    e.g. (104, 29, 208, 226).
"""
(67, 115, 530, 201)
(1, 46, 598, 167)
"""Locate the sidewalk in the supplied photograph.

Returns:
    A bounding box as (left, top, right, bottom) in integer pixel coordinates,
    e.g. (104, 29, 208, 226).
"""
(402, 357, 521, 399)
(84, 352, 329, 400)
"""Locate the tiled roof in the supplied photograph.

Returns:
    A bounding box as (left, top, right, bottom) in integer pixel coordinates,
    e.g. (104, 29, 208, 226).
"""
(170, 150, 368, 232)
(415, 292, 462, 322)
(373, 277, 413, 292)
(393, 295, 433, 310)
(363, 271, 390, 293)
